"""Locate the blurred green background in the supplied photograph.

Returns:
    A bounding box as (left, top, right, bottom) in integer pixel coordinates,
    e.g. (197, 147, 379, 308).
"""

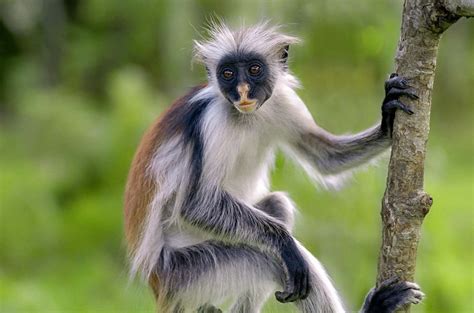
(0, 0, 472, 312)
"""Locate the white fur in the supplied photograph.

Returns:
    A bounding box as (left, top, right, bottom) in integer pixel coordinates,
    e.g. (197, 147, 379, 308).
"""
(178, 257, 279, 311)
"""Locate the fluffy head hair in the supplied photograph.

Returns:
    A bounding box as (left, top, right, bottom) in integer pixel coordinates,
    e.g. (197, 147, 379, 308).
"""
(193, 21, 301, 80)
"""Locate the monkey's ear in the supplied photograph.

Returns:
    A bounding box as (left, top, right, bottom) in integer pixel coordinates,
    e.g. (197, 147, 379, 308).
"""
(280, 45, 290, 65)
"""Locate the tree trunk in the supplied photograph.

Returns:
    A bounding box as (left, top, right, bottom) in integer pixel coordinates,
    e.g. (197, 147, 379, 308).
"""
(376, 0, 473, 312)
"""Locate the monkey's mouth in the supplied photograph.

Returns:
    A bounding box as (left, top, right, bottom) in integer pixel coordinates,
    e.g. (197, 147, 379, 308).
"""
(234, 99, 258, 113)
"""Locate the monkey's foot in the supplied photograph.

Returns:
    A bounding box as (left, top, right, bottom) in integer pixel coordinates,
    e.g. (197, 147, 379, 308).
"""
(362, 278, 425, 313)
(381, 73, 418, 136)
(197, 304, 222, 313)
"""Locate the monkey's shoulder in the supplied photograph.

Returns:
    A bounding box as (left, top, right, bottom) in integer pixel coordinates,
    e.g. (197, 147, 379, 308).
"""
(156, 83, 211, 139)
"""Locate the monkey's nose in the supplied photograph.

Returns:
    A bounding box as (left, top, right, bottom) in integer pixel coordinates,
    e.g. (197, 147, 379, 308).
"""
(237, 83, 250, 101)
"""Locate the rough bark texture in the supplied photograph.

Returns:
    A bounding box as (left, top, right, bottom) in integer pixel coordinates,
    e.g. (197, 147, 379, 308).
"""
(376, 1, 472, 312)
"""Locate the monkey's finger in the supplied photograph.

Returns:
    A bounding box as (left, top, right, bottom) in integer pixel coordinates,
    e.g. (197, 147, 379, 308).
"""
(275, 290, 293, 303)
(396, 101, 414, 115)
(366, 277, 401, 308)
(384, 88, 419, 103)
(382, 282, 425, 311)
(281, 286, 300, 302)
(300, 270, 310, 300)
(373, 279, 421, 305)
(294, 269, 310, 301)
(382, 100, 398, 113)
(403, 282, 421, 291)
(286, 293, 300, 303)
(275, 277, 297, 303)
(276, 276, 302, 303)
(383, 100, 414, 115)
(385, 75, 410, 93)
(294, 271, 305, 301)
(296, 268, 308, 300)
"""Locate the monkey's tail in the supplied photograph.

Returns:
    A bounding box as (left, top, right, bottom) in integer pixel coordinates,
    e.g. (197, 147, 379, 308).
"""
(294, 240, 346, 313)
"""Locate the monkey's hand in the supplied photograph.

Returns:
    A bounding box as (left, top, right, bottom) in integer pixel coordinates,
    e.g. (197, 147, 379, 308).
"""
(381, 73, 418, 137)
(275, 237, 310, 303)
(361, 277, 424, 313)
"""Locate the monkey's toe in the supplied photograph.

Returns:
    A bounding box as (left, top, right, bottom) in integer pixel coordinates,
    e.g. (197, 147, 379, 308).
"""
(382, 281, 425, 312)
(385, 87, 419, 103)
(381, 74, 416, 135)
(385, 74, 411, 92)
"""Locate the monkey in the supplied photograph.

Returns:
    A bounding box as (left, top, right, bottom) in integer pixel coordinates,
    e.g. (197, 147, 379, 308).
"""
(124, 22, 424, 313)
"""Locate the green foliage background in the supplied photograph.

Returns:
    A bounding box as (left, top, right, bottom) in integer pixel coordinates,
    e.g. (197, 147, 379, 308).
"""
(0, 1, 472, 312)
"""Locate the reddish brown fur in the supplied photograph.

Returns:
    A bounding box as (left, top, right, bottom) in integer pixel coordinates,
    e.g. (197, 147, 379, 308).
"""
(124, 117, 162, 253)
(124, 84, 207, 303)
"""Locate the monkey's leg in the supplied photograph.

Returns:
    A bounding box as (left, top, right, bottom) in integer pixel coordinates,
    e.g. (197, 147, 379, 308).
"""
(155, 241, 282, 313)
(255, 192, 296, 232)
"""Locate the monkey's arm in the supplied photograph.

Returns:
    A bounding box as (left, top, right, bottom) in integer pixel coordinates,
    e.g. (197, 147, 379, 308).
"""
(181, 187, 309, 303)
(287, 74, 416, 176)
(294, 124, 389, 175)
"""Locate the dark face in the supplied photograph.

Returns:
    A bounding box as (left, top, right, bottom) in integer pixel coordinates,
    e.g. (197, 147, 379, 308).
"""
(216, 52, 274, 113)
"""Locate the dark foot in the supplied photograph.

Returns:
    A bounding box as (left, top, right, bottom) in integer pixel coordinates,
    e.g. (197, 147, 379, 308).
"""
(381, 73, 418, 136)
(197, 304, 222, 313)
(362, 278, 425, 313)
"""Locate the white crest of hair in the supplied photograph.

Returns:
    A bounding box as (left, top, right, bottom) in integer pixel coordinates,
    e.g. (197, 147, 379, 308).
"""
(194, 21, 301, 84)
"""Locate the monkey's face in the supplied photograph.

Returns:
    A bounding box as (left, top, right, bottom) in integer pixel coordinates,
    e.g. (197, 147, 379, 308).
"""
(216, 53, 274, 114)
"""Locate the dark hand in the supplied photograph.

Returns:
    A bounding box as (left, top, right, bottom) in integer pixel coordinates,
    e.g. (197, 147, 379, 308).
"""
(362, 277, 424, 313)
(275, 237, 310, 303)
(381, 73, 418, 136)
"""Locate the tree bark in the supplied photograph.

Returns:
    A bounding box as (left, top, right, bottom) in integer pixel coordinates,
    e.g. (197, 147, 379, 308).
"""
(376, 1, 473, 312)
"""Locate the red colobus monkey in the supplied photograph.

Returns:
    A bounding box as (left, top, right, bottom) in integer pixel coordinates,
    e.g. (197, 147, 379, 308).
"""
(124, 22, 423, 313)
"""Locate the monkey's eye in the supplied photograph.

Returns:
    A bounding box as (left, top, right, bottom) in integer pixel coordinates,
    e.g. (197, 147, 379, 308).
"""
(249, 64, 262, 76)
(222, 69, 234, 80)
